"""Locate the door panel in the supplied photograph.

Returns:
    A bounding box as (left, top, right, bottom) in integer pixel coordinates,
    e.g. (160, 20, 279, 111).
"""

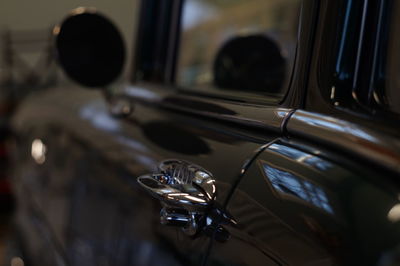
(11, 88, 282, 265)
(207, 139, 400, 266)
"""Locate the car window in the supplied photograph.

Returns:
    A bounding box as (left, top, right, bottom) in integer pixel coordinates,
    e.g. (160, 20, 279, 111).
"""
(176, 0, 301, 101)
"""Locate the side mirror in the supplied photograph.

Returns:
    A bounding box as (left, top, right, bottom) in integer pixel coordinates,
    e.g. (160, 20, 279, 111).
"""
(213, 34, 286, 93)
(54, 8, 125, 87)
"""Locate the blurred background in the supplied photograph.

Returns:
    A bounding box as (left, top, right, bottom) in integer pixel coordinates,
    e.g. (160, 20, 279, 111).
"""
(0, 0, 300, 264)
(0, 0, 138, 90)
(0, 1, 138, 263)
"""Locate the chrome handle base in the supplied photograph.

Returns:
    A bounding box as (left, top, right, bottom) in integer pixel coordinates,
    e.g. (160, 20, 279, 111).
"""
(160, 208, 190, 227)
(159, 207, 199, 236)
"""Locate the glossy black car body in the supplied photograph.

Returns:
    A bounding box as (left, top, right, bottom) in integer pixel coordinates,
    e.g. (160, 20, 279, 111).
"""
(9, 0, 400, 266)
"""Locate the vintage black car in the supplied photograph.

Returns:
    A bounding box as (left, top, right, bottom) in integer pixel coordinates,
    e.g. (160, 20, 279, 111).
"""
(8, 0, 400, 265)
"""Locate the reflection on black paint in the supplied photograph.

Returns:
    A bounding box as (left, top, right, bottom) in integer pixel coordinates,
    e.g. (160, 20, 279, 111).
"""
(142, 121, 211, 155)
(262, 162, 334, 215)
(183, 126, 241, 145)
(269, 143, 333, 171)
(163, 97, 237, 115)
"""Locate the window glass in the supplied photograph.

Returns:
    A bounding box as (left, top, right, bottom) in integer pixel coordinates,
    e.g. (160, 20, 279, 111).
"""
(176, 0, 301, 100)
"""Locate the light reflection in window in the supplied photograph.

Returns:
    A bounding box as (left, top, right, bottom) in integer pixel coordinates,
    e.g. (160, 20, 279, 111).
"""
(263, 163, 334, 214)
(182, 0, 217, 30)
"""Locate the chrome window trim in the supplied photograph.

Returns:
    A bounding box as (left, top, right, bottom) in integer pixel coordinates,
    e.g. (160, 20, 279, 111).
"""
(122, 83, 293, 133)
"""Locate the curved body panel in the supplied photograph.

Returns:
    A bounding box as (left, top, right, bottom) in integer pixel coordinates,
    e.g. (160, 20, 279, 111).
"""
(209, 139, 400, 265)
(11, 87, 277, 266)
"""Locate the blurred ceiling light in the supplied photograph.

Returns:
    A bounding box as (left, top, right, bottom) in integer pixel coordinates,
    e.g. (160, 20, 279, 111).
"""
(71, 6, 97, 16)
(388, 203, 400, 222)
(11, 257, 24, 266)
(53, 25, 60, 35)
(31, 138, 46, 164)
(72, 7, 86, 15)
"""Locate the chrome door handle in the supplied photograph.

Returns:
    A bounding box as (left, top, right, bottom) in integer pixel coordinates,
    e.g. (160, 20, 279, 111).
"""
(137, 159, 234, 237)
(137, 159, 216, 209)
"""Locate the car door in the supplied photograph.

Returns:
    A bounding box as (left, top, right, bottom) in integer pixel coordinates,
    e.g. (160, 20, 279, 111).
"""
(203, 1, 400, 265)
(11, 0, 313, 266)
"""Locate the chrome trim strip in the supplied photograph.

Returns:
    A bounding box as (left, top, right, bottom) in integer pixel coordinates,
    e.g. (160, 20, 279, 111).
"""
(287, 110, 400, 174)
(122, 84, 292, 133)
